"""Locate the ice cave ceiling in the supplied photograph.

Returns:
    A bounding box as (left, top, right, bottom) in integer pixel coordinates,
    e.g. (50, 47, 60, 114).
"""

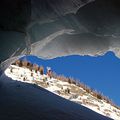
(0, 0, 120, 63)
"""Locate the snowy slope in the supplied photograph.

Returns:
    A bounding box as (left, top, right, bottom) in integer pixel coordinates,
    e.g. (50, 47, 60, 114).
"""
(2, 65, 119, 120)
(0, 76, 112, 120)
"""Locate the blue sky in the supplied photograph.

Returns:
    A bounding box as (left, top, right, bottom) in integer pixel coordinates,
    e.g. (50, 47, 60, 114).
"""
(21, 51, 120, 106)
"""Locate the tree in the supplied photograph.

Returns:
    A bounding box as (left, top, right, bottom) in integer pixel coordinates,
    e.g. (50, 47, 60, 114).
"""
(33, 64, 39, 73)
(39, 66, 44, 75)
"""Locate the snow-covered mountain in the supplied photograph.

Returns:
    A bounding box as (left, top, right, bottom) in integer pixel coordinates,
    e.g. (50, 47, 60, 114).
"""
(4, 64, 120, 120)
